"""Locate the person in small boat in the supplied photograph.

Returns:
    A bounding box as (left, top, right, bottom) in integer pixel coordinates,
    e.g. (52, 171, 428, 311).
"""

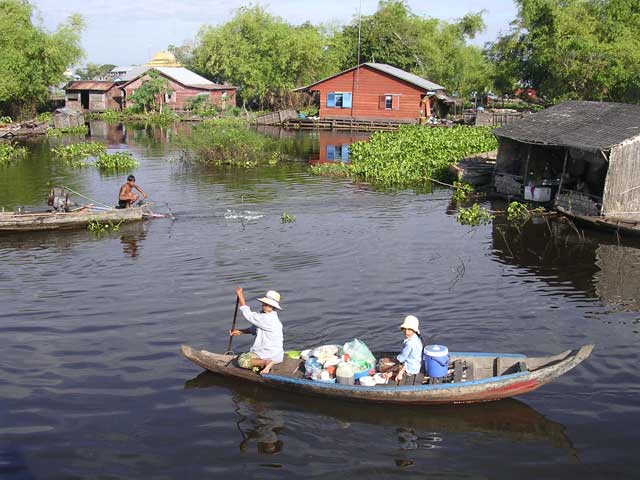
(118, 175, 147, 209)
(381, 315, 424, 382)
(229, 287, 283, 375)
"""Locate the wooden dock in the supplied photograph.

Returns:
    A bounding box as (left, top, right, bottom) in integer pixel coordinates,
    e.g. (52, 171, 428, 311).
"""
(281, 117, 415, 132)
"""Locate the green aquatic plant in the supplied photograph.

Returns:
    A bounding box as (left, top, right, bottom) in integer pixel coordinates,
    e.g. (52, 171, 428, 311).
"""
(88, 219, 123, 233)
(456, 203, 494, 226)
(0, 116, 13, 124)
(281, 212, 296, 223)
(36, 112, 53, 123)
(0, 142, 27, 165)
(309, 163, 352, 177)
(177, 119, 284, 167)
(349, 125, 498, 187)
(451, 181, 474, 202)
(52, 142, 106, 162)
(507, 201, 545, 225)
(95, 152, 139, 170)
(47, 125, 89, 137)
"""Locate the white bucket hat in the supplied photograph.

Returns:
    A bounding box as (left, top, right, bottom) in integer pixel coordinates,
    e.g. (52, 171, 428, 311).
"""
(400, 315, 420, 334)
(258, 290, 282, 310)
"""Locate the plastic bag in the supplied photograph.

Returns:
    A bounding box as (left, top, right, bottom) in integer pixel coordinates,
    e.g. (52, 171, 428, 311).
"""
(311, 344, 341, 361)
(304, 356, 322, 378)
(340, 339, 376, 372)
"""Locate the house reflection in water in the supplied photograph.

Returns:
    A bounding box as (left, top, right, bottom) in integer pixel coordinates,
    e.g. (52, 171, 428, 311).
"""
(312, 130, 371, 164)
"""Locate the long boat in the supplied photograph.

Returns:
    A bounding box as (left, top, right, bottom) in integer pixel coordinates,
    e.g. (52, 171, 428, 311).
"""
(0, 205, 158, 232)
(181, 344, 593, 405)
(556, 205, 640, 236)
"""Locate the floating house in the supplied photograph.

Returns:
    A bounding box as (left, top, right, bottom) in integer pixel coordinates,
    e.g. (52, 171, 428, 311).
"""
(64, 52, 236, 112)
(64, 81, 122, 112)
(493, 101, 640, 233)
(295, 63, 458, 123)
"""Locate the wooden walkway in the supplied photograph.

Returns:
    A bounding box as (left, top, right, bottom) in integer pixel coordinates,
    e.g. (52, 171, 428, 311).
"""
(282, 117, 416, 132)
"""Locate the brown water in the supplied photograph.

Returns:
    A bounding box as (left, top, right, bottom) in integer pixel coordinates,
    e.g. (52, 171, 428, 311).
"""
(0, 122, 638, 479)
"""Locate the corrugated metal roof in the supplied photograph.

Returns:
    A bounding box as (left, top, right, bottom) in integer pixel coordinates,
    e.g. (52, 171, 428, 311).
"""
(65, 81, 116, 92)
(120, 67, 235, 90)
(493, 101, 640, 152)
(295, 63, 445, 92)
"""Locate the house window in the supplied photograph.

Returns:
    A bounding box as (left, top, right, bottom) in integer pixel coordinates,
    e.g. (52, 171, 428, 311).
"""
(327, 92, 352, 108)
(326, 144, 350, 162)
(164, 92, 173, 103)
(66, 93, 78, 101)
(380, 94, 400, 110)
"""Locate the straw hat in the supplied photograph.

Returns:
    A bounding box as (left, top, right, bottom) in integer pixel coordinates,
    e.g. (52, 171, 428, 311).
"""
(400, 315, 420, 334)
(258, 290, 282, 310)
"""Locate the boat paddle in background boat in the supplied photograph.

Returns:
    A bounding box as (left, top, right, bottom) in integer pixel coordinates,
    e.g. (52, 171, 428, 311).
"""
(181, 344, 594, 405)
(0, 186, 165, 232)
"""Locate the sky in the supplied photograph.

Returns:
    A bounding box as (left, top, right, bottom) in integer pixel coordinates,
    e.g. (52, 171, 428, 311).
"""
(32, 0, 517, 67)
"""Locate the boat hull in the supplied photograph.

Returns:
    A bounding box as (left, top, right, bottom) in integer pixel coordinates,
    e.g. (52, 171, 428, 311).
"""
(181, 344, 593, 405)
(557, 205, 640, 236)
(0, 206, 149, 232)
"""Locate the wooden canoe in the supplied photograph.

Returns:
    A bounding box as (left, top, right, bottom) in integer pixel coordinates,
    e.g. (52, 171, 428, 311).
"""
(0, 205, 155, 232)
(181, 344, 594, 405)
(556, 205, 640, 236)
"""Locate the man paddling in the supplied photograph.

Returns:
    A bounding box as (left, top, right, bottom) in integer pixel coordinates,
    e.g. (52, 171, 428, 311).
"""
(230, 287, 284, 375)
(118, 175, 147, 208)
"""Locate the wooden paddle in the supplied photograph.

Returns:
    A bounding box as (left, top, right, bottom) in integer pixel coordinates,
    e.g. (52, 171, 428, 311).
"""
(226, 296, 240, 354)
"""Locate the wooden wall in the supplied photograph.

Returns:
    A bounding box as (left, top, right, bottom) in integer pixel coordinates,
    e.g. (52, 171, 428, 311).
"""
(602, 137, 640, 219)
(310, 66, 426, 121)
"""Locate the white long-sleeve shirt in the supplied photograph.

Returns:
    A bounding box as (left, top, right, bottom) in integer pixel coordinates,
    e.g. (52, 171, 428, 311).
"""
(239, 305, 284, 363)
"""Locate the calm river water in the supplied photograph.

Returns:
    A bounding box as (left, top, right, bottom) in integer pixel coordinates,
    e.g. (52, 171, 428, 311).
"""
(1, 122, 638, 479)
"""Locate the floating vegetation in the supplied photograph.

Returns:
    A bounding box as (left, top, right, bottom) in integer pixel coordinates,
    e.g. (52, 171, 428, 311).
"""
(281, 212, 296, 223)
(507, 201, 546, 225)
(52, 142, 106, 163)
(88, 219, 123, 233)
(309, 163, 352, 177)
(47, 125, 89, 137)
(451, 181, 474, 202)
(349, 126, 498, 187)
(95, 152, 139, 170)
(456, 203, 494, 226)
(0, 142, 27, 165)
(177, 119, 284, 167)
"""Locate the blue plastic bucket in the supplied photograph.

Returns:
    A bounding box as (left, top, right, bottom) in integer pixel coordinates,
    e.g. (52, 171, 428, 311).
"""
(424, 345, 449, 377)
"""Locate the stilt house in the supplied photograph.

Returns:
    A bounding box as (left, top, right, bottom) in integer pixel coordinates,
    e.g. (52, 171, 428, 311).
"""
(493, 101, 640, 221)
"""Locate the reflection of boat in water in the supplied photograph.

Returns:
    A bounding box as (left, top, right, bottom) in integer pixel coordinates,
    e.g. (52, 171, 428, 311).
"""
(181, 344, 593, 405)
(185, 371, 576, 453)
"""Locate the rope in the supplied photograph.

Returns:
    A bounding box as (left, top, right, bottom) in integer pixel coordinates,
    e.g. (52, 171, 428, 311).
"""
(61, 185, 113, 209)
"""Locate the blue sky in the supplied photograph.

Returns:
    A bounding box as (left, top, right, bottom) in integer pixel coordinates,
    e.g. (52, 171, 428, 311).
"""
(33, 0, 517, 67)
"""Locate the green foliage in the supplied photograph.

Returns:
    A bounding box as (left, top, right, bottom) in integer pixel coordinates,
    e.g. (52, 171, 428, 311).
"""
(0, 0, 84, 119)
(35, 111, 52, 123)
(185, 95, 218, 117)
(52, 142, 105, 160)
(97, 109, 122, 123)
(128, 70, 173, 113)
(76, 63, 116, 80)
(191, 6, 347, 109)
(281, 212, 296, 223)
(95, 152, 139, 170)
(0, 116, 12, 124)
(452, 181, 474, 202)
(47, 125, 88, 137)
(299, 105, 319, 117)
(349, 126, 498, 187)
(489, 0, 640, 102)
(507, 201, 545, 225)
(456, 203, 494, 226)
(88, 219, 122, 233)
(309, 162, 352, 177)
(177, 119, 284, 167)
(0, 142, 27, 165)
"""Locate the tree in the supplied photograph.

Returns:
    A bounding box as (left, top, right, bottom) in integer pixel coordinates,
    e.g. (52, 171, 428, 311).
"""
(191, 5, 345, 109)
(77, 63, 117, 80)
(128, 70, 173, 113)
(0, 0, 84, 119)
(489, 0, 640, 102)
(340, 1, 492, 97)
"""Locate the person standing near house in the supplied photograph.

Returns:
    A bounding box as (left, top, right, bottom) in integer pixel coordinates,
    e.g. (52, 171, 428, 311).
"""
(118, 175, 147, 208)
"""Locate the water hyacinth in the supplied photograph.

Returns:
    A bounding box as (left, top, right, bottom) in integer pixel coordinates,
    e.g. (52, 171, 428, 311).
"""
(0, 142, 27, 165)
(95, 152, 139, 170)
(349, 125, 497, 187)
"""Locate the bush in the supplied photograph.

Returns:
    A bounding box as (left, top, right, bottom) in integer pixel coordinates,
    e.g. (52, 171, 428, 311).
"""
(349, 125, 498, 187)
(309, 163, 352, 177)
(47, 125, 89, 137)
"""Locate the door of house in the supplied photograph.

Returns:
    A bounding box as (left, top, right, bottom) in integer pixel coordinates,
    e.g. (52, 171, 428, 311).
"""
(81, 92, 90, 110)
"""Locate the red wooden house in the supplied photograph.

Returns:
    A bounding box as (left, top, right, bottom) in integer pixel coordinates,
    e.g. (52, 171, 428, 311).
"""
(296, 63, 453, 122)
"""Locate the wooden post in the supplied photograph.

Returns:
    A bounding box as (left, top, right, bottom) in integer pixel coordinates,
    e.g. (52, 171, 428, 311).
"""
(522, 144, 532, 195)
(558, 149, 569, 194)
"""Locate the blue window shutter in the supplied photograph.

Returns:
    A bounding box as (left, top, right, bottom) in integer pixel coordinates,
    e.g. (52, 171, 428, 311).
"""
(327, 144, 335, 160)
(327, 93, 336, 108)
(342, 144, 350, 162)
(343, 92, 352, 108)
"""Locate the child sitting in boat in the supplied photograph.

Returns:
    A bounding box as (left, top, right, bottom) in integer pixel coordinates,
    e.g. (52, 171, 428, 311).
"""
(229, 287, 284, 375)
(381, 315, 424, 382)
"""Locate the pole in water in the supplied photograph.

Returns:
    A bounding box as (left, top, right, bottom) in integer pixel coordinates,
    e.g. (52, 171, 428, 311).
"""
(226, 296, 240, 354)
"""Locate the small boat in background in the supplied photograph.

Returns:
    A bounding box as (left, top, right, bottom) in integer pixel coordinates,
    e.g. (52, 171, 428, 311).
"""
(181, 344, 593, 405)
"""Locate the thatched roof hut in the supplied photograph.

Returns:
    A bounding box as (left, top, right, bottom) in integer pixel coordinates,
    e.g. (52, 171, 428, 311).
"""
(493, 101, 640, 221)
